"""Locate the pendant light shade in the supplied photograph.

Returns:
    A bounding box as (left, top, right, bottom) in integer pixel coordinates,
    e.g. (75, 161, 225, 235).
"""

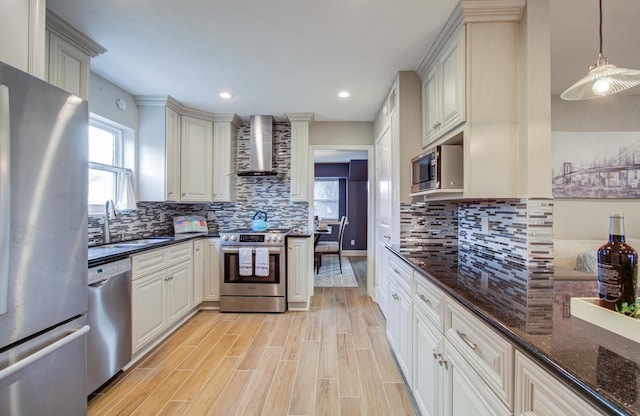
(560, 0, 640, 100)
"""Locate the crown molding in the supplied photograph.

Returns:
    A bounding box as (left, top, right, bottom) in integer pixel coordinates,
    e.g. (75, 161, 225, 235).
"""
(286, 112, 315, 124)
(461, 0, 526, 23)
(212, 113, 242, 127)
(416, 2, 464, 77)
(134, 95, 183, 112)
(45, 10, 106, 57)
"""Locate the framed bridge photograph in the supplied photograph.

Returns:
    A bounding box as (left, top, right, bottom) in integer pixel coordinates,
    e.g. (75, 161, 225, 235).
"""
(552, 131, 640, 198)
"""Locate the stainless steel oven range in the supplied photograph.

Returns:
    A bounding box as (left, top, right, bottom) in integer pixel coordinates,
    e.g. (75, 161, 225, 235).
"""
(219, 228, 289, 312)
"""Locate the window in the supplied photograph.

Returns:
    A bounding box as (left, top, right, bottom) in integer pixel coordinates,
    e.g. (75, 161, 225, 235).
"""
(314, 179, 340, 220)
(88, 117, 124, 210)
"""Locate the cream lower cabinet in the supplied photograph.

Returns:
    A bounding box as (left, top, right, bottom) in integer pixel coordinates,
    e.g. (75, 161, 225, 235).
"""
(193, 239, 204, 305)
(386, 255, 413, 382)
(132, 242, 193, 353)
(441, 338, 511, 416)
(204, 238, 220, 301)
(287, 237, 309, 306)
(412, 299, 443, 416)
(514, 351, 605, 416)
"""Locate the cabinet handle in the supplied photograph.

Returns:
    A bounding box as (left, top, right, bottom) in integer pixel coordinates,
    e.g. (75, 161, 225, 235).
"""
(168, 191, 173, 195)
(182, 192, 186, 196)
(438, 356, 448, 369)
(432, 349, 441, 360)
(419, 294, 432, 305)
(456, 329, 477, 351)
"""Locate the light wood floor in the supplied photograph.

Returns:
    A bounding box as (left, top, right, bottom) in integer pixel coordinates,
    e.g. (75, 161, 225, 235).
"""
(88, 257, 417, 416)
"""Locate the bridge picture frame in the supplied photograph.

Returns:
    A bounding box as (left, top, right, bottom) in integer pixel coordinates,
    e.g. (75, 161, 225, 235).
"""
(552, 131, 640, 198)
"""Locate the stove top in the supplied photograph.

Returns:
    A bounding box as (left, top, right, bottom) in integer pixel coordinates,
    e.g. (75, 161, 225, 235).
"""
(220, 228, 290, 246)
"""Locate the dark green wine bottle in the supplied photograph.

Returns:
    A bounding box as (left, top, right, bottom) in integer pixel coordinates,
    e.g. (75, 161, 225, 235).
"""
(597, 213, 638, 312)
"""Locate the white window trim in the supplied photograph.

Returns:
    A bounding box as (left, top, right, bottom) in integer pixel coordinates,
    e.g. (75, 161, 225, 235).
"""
(88, 116, 126, 216)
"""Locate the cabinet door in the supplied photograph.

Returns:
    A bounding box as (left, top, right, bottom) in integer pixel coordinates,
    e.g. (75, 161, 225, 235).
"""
(290, 121, 309, 202)
(180, 115, 213, 202)
(438, 32, 465, 135)
(386, 278, 399, 351)
(287, 237, 309, 303)
(422, 66, 440, 147)
(132, 269, 166, 352)
(204, 238, 220, 301)
(193, 239, 204, 305)
(165, 107, 181, 201)
(212, 121, 237, 202)
(166, 261, 193, 325)
(375, 127, 392, 317)
(514, 351, 606, 416)
(397, 286, 413, 382)
(442, 339, 511, 416)
(413, 305, 443, 416)
(47, 32, 89, 99)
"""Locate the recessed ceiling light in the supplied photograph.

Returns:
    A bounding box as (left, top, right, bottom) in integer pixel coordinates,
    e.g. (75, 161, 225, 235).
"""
(338, 91, 350, 98)
(219, 91, 233, 99)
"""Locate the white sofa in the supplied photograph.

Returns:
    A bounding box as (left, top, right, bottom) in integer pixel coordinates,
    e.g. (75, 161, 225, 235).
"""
(554, 238, 640, 276)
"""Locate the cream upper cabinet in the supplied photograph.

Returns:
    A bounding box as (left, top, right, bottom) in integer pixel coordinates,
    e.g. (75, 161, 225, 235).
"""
(165, 107, 181, 202)
(137, 96, 238, 203)
(421, 27, 465, 148)
(136, 96, 183, 202)
(416, 1, 525, 199)
(45, 11, 105, 99)
(212, 116, 240, 202)
(287, 113, 314, 203)
(180, 115, 213, 202)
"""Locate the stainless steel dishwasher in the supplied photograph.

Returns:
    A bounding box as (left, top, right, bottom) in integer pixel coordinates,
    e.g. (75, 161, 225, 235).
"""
(87, 258, 132, 394)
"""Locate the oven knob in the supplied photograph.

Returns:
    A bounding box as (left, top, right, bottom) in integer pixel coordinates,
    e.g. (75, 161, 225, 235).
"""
(265, 235, 272, 242)
(222, 235, 228, 241)
(230, 235, 237, 241)
(277, 235, 284, 242)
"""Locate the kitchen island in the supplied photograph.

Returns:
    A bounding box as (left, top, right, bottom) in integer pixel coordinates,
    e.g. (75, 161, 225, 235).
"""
(387, 245, 639, 416)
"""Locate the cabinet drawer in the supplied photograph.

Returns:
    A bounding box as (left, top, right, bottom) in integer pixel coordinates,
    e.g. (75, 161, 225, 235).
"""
(389, 254, 413, 295)
(167, 241, 192, 265)
(132, 249, 168, 279)
(444, 300, 514, 409)
(413, 275, 445, 329)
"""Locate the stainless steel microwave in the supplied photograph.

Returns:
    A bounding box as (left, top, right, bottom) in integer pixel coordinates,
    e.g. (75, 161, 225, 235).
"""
(410, 145, 463, 193)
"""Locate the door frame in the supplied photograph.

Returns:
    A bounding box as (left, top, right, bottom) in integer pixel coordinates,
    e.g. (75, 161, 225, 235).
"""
(308, 144, 375, 297)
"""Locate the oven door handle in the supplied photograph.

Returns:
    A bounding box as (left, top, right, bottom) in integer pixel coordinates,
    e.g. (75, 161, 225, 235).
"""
(221, 246, 284, 254)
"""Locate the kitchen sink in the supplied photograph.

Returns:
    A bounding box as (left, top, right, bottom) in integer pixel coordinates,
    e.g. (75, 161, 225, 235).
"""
(99, 237, 174, 249)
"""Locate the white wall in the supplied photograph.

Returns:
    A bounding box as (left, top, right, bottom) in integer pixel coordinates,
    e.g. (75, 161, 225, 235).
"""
(309, 122, 373, 146)
(551, 95, 640, 239)
(89, 72, 138, 130)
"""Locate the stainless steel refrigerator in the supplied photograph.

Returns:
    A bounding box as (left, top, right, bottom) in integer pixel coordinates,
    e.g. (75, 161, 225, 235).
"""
(0, 62, 89, 415)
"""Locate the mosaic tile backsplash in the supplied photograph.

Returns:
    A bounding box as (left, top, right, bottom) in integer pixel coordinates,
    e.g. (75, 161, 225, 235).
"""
(88, 121, 309, 246)
(399, 198, 554, 269)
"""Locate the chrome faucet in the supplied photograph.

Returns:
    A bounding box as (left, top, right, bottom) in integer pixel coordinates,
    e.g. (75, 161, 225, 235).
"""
(103, 199, 118, 243)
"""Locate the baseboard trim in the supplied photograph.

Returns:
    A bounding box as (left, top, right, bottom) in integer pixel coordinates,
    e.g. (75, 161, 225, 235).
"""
(342, 250, 367, 256)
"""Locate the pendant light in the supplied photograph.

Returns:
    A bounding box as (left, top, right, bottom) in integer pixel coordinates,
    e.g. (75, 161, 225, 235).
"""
(560, 0, 640, 100)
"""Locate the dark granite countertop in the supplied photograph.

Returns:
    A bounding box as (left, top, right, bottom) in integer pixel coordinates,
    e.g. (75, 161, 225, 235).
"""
(88, 232, 219, 268)
(387, 245, 640, 416)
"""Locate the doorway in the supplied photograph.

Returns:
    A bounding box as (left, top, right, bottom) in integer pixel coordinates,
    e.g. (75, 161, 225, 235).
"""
(310, 145, 374, 296)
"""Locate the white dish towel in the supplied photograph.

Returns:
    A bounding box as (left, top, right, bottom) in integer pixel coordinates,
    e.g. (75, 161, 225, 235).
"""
(255, 248, 270, 277)
(239, 247, 253, 276)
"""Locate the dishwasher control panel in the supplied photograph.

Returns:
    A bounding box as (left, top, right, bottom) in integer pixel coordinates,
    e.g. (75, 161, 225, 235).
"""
(88, 258, 132, 285)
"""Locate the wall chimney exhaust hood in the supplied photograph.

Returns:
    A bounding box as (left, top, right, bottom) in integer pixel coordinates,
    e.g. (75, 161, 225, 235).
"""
(237, 115, 278, 176)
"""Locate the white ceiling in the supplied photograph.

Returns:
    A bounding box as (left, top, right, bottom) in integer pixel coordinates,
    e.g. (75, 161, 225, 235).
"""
(314, 150, 369, 163)
(46, 0, 640, 123)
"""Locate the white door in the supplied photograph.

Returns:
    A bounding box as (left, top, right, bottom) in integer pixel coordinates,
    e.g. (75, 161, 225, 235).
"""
(375, 127, 392, 318)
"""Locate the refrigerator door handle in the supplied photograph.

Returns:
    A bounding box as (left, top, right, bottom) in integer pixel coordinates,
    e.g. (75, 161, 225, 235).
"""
(0, 84, 10, 316)
(0, 324, 90, 382)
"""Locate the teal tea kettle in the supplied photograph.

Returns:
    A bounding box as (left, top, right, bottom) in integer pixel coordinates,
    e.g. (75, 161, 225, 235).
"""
(251, 210, 268, 231)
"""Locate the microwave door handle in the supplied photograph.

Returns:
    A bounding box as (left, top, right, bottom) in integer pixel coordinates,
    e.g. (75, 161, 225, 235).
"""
(0, 85, 10, 316)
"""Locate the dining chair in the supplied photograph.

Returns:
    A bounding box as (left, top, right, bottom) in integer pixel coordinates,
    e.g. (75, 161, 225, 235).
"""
(315, 216, 347, 273)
